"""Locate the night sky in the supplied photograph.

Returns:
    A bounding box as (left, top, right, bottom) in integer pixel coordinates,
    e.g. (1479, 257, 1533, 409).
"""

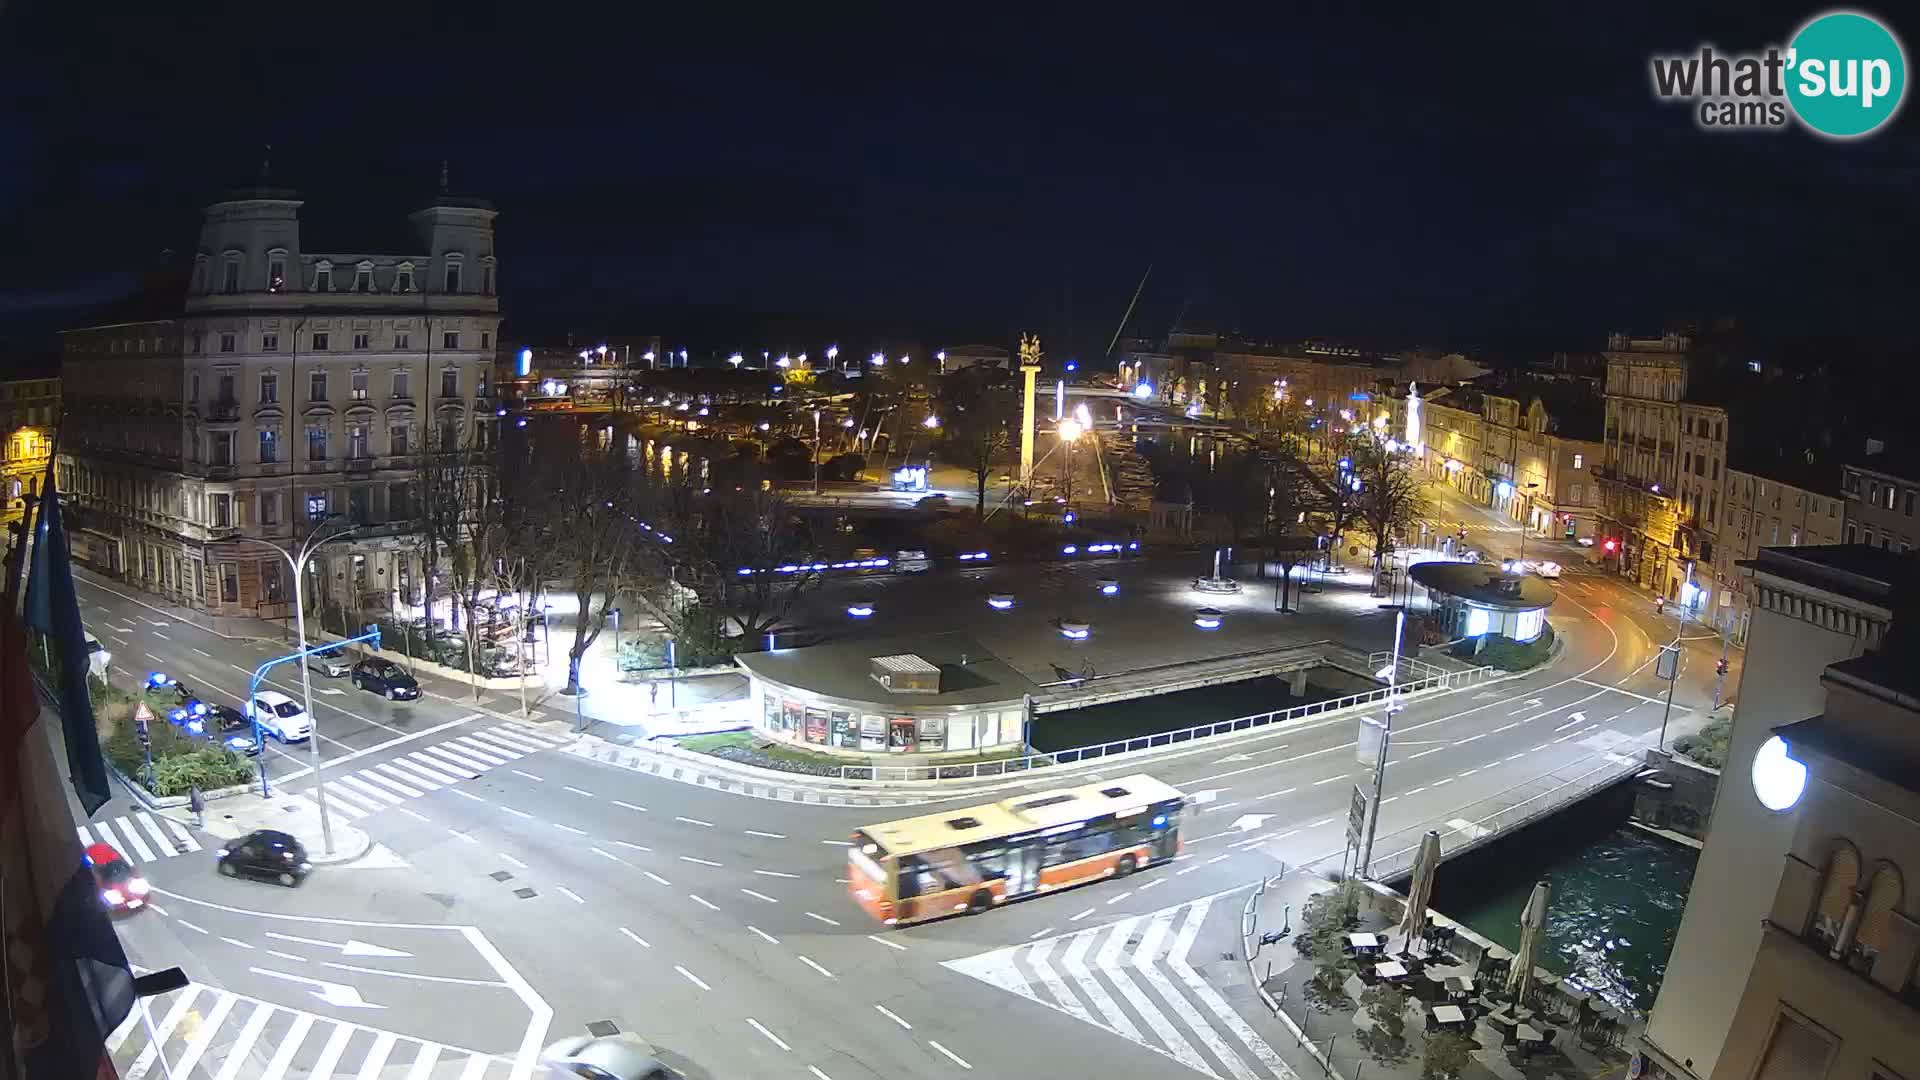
(1, 3, 1914, 364)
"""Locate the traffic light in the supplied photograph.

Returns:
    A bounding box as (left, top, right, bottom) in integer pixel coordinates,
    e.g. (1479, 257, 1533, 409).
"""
(1603, 538, 1618, 553)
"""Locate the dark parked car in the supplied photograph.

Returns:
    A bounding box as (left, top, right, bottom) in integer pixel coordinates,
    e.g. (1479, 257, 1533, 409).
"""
(216, 829, 310, 887)
(352, 657, 421, 700)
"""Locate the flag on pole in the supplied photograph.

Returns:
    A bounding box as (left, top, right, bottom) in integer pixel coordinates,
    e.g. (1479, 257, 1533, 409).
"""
(22, 475, 111, 816)
(1, 594, 133, 1080)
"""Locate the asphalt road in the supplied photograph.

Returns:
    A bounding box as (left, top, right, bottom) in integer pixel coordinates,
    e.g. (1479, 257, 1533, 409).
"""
(76, 478, 1732, 1080)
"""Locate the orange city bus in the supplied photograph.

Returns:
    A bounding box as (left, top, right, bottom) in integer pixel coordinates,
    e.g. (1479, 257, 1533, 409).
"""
(847, 773, 1185, 926)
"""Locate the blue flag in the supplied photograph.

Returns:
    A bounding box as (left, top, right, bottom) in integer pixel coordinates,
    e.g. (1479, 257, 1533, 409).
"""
(22, 477, 112, 816)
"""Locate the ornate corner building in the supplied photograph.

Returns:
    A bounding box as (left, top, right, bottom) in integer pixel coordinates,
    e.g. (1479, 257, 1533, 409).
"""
(56, 178, 500, 623)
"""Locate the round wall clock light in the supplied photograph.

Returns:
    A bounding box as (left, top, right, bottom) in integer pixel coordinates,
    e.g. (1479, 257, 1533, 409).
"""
(1751, 735, 1808, 812)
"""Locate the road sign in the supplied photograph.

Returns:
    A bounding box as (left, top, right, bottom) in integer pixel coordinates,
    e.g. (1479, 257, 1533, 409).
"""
(1356, 713, 1387, 766)
(1656, 644, 1679, 680)
(1346, 785, 1369, 848)
(133, 702, 154, 727)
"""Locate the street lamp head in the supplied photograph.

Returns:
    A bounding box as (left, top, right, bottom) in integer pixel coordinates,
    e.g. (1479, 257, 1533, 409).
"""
(1058, 418, 1084, 442)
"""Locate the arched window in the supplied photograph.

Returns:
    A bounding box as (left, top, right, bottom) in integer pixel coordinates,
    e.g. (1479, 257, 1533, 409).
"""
(1811, 841, 1861, 951)
(1853, 861, 1904, 968)
(314, 260, 334, 293)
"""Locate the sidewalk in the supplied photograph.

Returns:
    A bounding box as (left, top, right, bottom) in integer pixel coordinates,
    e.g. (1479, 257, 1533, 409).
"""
(153, 789, 374, 866)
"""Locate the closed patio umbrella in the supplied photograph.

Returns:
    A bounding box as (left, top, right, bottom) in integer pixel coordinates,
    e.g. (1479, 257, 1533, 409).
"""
(1505, 879, 1552, 1003)
(1398, 830, 1443, 950)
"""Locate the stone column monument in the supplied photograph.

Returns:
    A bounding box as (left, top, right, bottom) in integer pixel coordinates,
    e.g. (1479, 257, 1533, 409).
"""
(1018, 333, 1043, 491)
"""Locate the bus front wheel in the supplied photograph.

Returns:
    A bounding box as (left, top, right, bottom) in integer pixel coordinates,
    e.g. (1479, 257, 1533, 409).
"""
(1116, 854, 1138, 878)
(967, 890, 992, 914)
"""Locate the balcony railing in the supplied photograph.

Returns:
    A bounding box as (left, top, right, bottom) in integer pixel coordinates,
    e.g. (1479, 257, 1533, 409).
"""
(347, 457, 374, 473)
(207, 401, 241, 422)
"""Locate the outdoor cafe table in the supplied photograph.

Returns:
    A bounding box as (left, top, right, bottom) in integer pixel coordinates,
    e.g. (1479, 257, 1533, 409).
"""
(1375, 961, 1409, 981)
(1431, 1005, 1467, 1030)
(1516, 1023, 1546, 1053)
(1446, 976, 1474, 999)
(1348, 932, 1383, 951)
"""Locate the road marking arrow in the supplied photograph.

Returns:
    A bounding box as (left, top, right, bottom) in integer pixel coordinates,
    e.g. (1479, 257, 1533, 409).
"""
(1230, 814, 1274, 833)
(1190, 789, 1223, 805)
(264, 932, 413, 959)
(1524, 698, 1543, 707)
(1214, 753, 1253, 764)
(249, 967, 384, 1009)
(1568, 711, 1586, 723)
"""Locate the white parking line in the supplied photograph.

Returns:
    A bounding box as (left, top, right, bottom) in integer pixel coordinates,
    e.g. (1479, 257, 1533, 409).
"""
(554, 823, 588, 836)
(1410, 747, 1445, 759)
(556, 886, 585, 904)
(644, 871, 671, 886)
(679, 856, 722, 867)
(592, 848, 625, 864)
(614, 840, 652, 852)
(563, 786, 594, 797)
(868, 934, 907, 951)
(749, 926, 780, 944)
(1312, 775, 1346, 786)
(753, 869, 798, 879)
(620, 928, 651, 948)
(1069, 908, 1096, 922)
(804, 911, 840, 927)
(674, 965, 710, 991)
(612, 800, 647, 812)
(745, 829, 786, 839)
(500, 806, 533, 819)
(499, 853, 527, 869)
(875, 1004, 912, 1029)
(510, 769, 544, 782)
(798, 956, 835, 978)
(689, 895, 720, 912)
(928, 1040, 972, 1069)
(740, 888, 779, 903)
(746, 1018, 790, 1052)
(674, 816, 714, 827)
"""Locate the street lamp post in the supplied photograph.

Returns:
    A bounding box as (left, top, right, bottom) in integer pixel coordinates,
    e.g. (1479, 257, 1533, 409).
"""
(812, 409, 822, 494)
(1357, 604, 1406, 879)
(215, 522, 360, 856)
(1519, 482, 1540, 563)
(1057, 415, 1084, 510)
(1656, 562, 1693, 750)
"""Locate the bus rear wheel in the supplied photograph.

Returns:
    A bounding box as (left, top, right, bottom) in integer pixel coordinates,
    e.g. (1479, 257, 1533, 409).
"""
(967, 890, 992, 914)
(1115, 854, 1138, 878)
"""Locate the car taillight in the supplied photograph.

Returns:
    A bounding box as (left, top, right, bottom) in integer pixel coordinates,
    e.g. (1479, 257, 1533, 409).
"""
(128, 879, 150, 896)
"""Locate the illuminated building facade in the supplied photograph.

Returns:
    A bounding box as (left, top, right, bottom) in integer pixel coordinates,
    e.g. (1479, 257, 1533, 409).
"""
(57, 178, 500, 622)
(0, 375, 59, 528)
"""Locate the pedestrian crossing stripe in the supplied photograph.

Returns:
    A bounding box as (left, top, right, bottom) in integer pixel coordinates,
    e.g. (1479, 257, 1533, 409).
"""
(291, 726, 569, 821)
(108, 979, 508, 1079)
(77, 811, 202, 862)
(945, 896, 1298, 1080)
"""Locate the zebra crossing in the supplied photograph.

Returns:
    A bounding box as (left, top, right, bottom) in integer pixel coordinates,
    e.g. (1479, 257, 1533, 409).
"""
(77, 810, 203, 862)
(945, 896, 1296, 1080)
(290, 726, 569, 821)
(109, 979, 508, 1079)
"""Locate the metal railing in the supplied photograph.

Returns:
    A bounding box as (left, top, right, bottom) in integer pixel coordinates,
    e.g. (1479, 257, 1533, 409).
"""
(829, 662, 1498, 783)
(1357, 744, 1649, 883)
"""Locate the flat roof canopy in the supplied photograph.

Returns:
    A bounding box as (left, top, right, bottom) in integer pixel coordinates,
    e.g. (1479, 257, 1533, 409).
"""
(1409, 562, 1557, 611)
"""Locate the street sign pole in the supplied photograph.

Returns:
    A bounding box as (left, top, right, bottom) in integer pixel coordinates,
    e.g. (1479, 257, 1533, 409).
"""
(133, 701, 155, 791)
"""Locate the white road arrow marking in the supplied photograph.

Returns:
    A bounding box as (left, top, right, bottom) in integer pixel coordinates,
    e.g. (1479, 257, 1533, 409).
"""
(1213, 753, 1252, 764)
(1524, 698, 1543, 707)
(1230, 814, 1274, 833)
(248, 967, 384, 1009)
(264, 932, 413, 958)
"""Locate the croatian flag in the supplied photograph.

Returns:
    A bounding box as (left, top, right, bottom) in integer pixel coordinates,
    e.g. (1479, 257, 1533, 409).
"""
(1, 599, 133, 1079)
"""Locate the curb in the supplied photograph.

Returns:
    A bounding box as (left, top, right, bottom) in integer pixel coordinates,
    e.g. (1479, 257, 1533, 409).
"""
(1240, 875, 1332, 1080)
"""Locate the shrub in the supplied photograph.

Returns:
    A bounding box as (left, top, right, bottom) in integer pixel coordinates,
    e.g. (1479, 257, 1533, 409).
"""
(1362, 983, 1408, 1042)
(1674, 714, 1732, 769)
(100, 712, 252, 796)
(1421, 1030, 1474, 1080)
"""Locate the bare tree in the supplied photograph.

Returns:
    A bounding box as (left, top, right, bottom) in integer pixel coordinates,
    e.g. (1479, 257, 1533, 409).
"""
(642, 478, 824, 650)
(1263, 447, 1318, 612)
(936, 372, 1015, 518)
(1350, 432, 1427, 596)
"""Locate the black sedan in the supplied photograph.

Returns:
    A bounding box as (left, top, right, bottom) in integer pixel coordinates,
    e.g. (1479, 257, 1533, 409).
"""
(216, 830, 310, 887)
(351, 657, 421, 700)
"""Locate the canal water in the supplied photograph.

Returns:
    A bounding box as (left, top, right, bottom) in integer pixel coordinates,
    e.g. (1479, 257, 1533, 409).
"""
(1423, 786, 1698, 1015)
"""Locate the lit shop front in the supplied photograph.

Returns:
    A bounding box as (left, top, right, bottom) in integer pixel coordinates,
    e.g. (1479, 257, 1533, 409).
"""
(734, 632, 1038, 757)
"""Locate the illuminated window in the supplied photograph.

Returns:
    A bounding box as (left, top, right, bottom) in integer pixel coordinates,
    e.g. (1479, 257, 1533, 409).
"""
(1571, 454, 1583, 469)
(1466, 607, 1491, 637)
(268, 256, 286, 293)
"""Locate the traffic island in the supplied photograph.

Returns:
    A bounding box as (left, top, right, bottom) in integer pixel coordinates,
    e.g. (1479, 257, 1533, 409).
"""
(193, 791, 375, 866)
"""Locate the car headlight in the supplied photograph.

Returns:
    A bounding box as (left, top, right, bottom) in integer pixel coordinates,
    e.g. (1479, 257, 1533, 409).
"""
(128, 879, 150, 896)
(284, 852, 296, 861)
(298, 862, 311, 871)
(215, 848, 229, 858)
(101, 889, 124, 906)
